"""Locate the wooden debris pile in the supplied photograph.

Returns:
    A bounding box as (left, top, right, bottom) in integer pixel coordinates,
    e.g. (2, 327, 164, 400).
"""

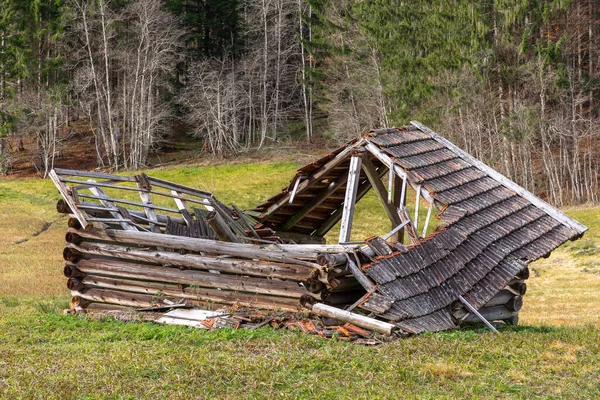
(51, 121, 588, 336)
(51, 168, 366, 318)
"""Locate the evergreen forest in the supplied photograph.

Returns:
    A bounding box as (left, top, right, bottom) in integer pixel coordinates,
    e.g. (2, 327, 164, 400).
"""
(0, 0, 598, 205)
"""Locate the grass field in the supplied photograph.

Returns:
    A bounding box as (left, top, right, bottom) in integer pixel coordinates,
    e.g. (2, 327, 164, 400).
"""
(1, 162, 599, 399)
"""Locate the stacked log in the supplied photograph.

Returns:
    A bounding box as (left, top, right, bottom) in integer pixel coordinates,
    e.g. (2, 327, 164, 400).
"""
(60, 213, 366, 313)
(452, 267, 529, 326)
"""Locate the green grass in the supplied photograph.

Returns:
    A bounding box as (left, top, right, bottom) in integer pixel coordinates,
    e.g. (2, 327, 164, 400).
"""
(1, 162, 599, 398)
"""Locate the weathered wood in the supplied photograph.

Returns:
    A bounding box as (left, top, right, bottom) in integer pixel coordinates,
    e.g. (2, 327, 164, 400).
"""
(54, 168, 136, 182)
(313, 168, 386, 237)
(364, 142, 435, 204)
(70, 275, 302, 312)
(360, 154, 403, 227)
(310, 303, 396, 335)
(507, 282, 527, 296)
(155, 316, 210, 328)
(76, 192, 181, 214)
(59, 176, 212, 207)
(49, 170, 93, 230)
(71, 287, 178, 308)
(73, 257, 315, 299)
(411, 121, 587, 235)
(66, 228, 323, 267)
(458, 295, 499, 334)
(88, 184, 138, 231)
(275, 231, 325, 244)
(328, 276, 362, 292)
(65, 241, 316, 281)
(259, 140, 366, 220)
(206, 210, 240, 243)
(288, 175, 303, 204)
(345, 255, 377, 292)
(414, 185, 421, 234)
(59, 200, 181, 225)
(317, 253, 347, 268)
(138, 187, 161, 233)
(338, 156, 362, 243)
(484, 290, 522, 310)
(279, 171, 349, 232)
(359, 292, 393, 314)
(462, 305, 518, 323)
(422, 201, 433, 238)
(392, 175, 406, 243)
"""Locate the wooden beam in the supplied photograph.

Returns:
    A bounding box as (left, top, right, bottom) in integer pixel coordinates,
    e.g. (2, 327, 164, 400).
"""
(279, 171, 349, 232)
(88, 183, 137, 231)
(411, 120, 588, 235)
(338, 156, 362, 243)
(313, 168, 386, 237)
(138, 186, 161, 233)
(259, 139, 366, 220)
(413, 185, 421, 234)
(49, 170, 93, 230)
(392, 175, 407, 243)
(458, 295, 499, 334)
(360, 154, 403, 227)
(422, 201, 433, 238)
(364, 142, 435, 204)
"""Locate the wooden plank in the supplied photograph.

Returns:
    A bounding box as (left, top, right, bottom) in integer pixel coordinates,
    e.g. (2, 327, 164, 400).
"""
(87, 184, 138, 231)
(138, 186, 161, 233)
(259, 139, 366, 220)
(147, 176, 213, 199)
(288, 175, 303, 204)
(61, 177, 211, 207)
(67, 228, 324, 265)
(345, 255, 376, 292)
(338, 156, 362, 243)
(53, 168, 136, 182)
(49, 169, 93, 230)
(360, 154, 403, 227)
(411, 120, 588, 235)
(76, 193, 181, 214)
(365, 142, 435, 204)
(155, 316, 210, 328)
(279, 171, 349, 231)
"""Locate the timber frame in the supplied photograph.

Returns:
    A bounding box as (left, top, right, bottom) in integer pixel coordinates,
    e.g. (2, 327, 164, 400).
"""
(51, 122, 588, 334)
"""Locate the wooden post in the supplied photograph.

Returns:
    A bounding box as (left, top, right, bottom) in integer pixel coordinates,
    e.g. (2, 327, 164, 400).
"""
(422, 202, 433, 238)
(413, 185, 421, 235)
(360, 154, 403, 228)
(338, 156, 362, 244)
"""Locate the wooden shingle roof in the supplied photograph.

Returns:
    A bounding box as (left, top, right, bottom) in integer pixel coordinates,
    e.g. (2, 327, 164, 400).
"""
(253, 122, 587, 332)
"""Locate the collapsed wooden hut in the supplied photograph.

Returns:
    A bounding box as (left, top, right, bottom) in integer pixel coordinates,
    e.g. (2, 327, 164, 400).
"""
(51, 121, 588, 334)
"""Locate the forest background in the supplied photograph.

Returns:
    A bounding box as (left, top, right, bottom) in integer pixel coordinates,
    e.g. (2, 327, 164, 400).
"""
(0, 0, 598, 206)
